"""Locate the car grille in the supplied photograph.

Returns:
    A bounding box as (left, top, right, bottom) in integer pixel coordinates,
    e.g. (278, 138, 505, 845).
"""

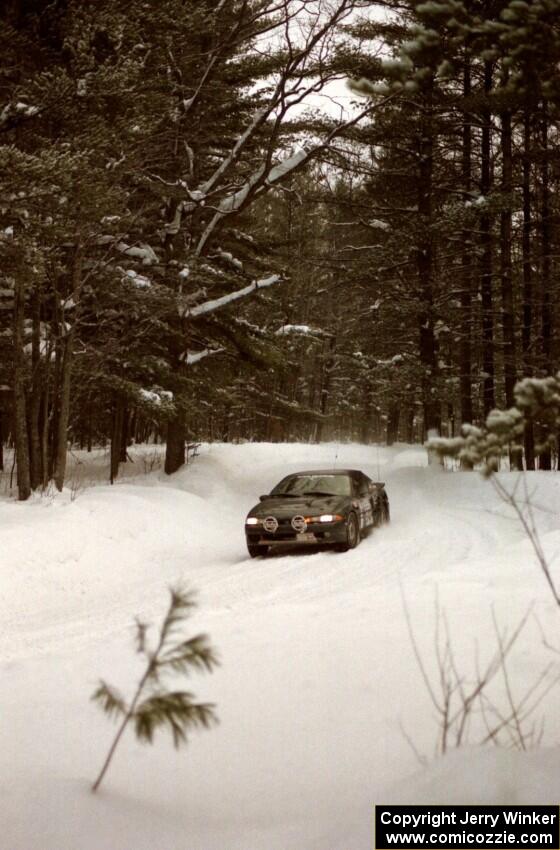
(247, 517, 327, 543)
(262, 518, 297, 539)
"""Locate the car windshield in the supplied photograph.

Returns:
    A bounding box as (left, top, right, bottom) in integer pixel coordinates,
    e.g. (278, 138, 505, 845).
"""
(271, 474, 351, 497)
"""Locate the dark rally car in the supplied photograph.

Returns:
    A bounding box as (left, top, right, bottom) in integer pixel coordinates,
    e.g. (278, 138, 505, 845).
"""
(244, 469, 390, 558)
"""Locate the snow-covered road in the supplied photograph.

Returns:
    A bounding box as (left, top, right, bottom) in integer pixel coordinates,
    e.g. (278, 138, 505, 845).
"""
(2, 442, 560, 850)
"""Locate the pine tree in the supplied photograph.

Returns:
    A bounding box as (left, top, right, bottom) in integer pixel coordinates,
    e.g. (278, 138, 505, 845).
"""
(91, 585, 218, 793)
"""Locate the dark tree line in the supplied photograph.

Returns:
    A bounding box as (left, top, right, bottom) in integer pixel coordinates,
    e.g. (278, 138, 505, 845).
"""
(1, 0, 559, 499)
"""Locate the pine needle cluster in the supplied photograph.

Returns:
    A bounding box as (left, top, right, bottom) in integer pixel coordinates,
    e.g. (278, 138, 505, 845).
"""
(91, 584, 218, 792)
(429, 374, 560, 474)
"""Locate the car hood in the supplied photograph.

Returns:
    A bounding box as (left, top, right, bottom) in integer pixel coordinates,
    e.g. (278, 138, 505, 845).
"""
(248, 495, 348, 517)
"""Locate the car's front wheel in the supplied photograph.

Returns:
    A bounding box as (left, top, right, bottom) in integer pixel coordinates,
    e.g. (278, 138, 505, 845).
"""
(247, 544, 269, 559)
(336, 512, 360, 552)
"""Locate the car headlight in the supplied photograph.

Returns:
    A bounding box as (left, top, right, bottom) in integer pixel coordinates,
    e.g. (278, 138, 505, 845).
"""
(245, 517, 260, 525)
(305, 514, 344, 523)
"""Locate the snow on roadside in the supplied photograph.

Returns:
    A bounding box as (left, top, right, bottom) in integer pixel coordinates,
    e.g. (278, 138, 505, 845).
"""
(385, 747, 560, 805)
(1, 442, 560, 850)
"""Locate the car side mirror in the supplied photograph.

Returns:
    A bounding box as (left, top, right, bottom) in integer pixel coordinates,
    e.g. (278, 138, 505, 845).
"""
(259, 494, 270, 501)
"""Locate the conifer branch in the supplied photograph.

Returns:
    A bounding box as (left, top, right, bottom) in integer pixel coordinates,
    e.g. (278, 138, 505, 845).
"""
(91, 585, 218, 793)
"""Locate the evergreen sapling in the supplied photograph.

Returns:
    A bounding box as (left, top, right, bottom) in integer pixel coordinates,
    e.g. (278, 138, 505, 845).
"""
(91, 585, 218, 792)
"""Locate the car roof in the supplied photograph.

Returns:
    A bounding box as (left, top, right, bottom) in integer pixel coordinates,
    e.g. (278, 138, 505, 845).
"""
(282, 469, 363, 476)
(277, 470, 385, 487)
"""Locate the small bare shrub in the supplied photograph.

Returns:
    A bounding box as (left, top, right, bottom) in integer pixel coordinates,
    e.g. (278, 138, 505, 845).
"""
(401, 589, 558, 761)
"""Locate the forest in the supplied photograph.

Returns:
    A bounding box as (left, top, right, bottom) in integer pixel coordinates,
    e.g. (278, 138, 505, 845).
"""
(1, 0, 560, 499)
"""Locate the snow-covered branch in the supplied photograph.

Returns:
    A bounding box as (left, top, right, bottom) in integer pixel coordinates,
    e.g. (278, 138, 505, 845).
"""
(182, 347, 225, 365)
(0, 101, 40, 132)
(197, 0, 355, 201)
(195, 91, 394, 255)
(182, 274, 282, 319)
(275, 323, 325, 337)
(116, 241, 159, 264)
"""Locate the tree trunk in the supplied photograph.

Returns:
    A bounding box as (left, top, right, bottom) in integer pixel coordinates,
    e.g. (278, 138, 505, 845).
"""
(316, 336, 336, 442)
(417, 76, 440, 441)
(500, 100, 521, 470)
(460, 57, 474, 468)
(40, 368, 50, 489)
(119, 404, 129, 463)
(360, 382, 372, 444)
(386, 402, 400, 446)
(165, 411, 186, 474)
(480, 60, 495, 418)
(48, 331, 62, 480)
(447, 402, 455, 437)
(54, 247, 82, 491)
(87, 399, 93, 452)
(522, 113, 535, 470)
(13, 272, 31, 500)
(538, 104, 552, 470)
(53, 333, 73, 490)
(28, 288, 43, 488)
(128, 408, 137, 448)
(110, 397, 124, 483)
(405, 408, 415, 444)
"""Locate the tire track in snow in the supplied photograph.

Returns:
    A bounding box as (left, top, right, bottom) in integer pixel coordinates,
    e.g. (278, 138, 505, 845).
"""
(0, 444, 528, 660)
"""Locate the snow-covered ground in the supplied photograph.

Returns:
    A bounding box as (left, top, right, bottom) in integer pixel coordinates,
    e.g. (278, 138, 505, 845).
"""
(2, 441, 560, 850)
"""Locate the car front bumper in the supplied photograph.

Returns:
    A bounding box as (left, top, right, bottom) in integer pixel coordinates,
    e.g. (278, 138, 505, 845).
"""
(246, 519, 347, 547)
